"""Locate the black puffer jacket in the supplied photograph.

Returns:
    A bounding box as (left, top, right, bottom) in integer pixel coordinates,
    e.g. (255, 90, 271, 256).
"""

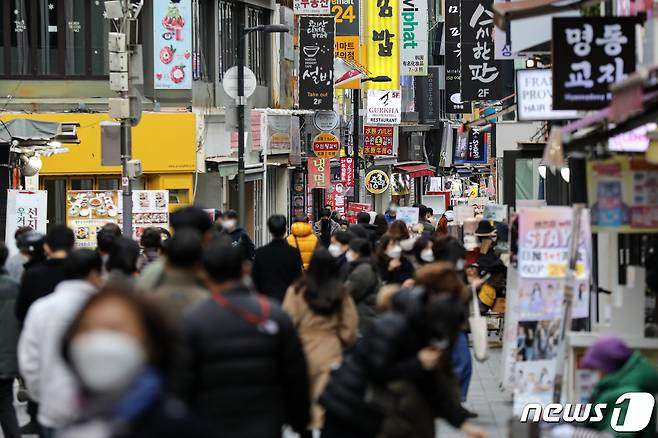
(180, 286, 310, 438)
(320, 289, 467, 436)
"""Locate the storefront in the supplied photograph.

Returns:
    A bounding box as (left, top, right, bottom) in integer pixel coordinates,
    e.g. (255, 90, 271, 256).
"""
(2, 113, 197, 228)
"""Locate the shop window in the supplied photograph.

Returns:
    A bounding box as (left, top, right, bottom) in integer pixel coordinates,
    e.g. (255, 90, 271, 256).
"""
(97, 177, 120, 191)
(71, 178, 93, 191)
(43, 178, 66, 230)
(168, 189, 189, 204)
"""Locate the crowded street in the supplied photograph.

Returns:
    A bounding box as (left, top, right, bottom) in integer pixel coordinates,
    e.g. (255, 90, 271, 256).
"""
(1, 0, 658, 437)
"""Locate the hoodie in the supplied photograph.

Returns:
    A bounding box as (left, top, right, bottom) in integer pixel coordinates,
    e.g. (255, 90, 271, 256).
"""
(287, 222, 318, 270)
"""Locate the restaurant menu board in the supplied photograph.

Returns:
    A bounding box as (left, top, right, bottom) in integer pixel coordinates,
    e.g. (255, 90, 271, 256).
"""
(67, 191, 120, 248)
(132, 191, 169, 239)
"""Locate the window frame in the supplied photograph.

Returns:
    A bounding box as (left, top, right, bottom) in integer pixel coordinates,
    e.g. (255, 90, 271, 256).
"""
(1, 0, 108, 79)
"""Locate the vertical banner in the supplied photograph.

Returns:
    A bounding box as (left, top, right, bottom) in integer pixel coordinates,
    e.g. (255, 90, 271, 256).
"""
(5, 190, 48, 254)
(400, 0, 428, 75)
(154, 0, 192, 89)
(445, 0, 471, 113)
(340, 157, 355, 187)
(366, 0, 400, 90)
(453, 127, 487, 164)
(308, 157, 331, 189)
(334, 0, 360, 67)
(299, 16, 335, 109)
(460, 0, 507, 100)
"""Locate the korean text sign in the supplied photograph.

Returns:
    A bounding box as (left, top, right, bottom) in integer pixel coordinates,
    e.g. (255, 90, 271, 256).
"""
(294, 0, 331, 14)
(334, 0, 360, 65)
(366, 90, 402, 125)
(154, 0, 192, 89)
(299, 16, 335, 110)
(363, 126, 395, 155)
(5, 190, 47, 254)
(366, 0, 400, 90)
(308, 158, 331, 189)
(552, 17, 637, 110)
(340, 157, 355, 187)
(460, 0, 507, 100)
(445, 0, 471, 113)
(399, 0, 428, 75)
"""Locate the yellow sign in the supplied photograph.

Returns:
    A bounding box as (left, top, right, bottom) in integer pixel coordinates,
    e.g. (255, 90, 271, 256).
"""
(366, 0, 399, 90)
(365, 169, 390, 194)
(312, 133, 341, 159)
(336, 36, 360, 65)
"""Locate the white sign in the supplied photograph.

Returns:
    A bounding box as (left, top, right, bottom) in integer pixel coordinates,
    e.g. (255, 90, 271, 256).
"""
(608, 122, 657, 152)
(130, 190, 170, 240)
(397, 207, 420, 225)
(454, 205, 475, 224)
(399, 0, 428, 75)
(223, 66, 258, 99)
(313, 110, 339, 131)
(516, 69, 578, 121)
(5, 190, 48, 254)
(293, 0, 330, 15)
(483, 204, 508, 221)
(366, 90, 402, 125)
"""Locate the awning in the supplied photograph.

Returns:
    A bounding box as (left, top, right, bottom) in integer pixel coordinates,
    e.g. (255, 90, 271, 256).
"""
(395, 163, 435, 178)
(0, 118, 79, 144)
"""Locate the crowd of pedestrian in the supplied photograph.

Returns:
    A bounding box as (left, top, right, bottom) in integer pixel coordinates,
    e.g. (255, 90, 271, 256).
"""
(0, 202, 645, 438)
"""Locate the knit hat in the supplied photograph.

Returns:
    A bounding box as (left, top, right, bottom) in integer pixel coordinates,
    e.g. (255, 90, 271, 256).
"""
(581, 336, 633, 374)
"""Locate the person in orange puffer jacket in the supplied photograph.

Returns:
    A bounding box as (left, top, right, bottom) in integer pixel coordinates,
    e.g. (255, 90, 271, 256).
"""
(287, 215, 318, 270)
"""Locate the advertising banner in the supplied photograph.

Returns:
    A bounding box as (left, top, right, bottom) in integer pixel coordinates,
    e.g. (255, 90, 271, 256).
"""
(363, 126, 395, 156)
(340, 157, 355, 187)
(608, 123, 657, 153)
(267, 114, 292, 153)
(552, 17, 637, 110)
(445, 0, 471, 113)
(294, 0, 331, 15)
(399, 0, 428, 75)
(516, 69, 579, 121)
(334, 0, 360, 69)
(347, 202, 371, 224)
(308, 158, 331, 189)
(299, 16, 335, 109)
(154, 0, 192, 89)
(67, 190, 121, 248)
(326, 181, 346, 216)
(131, 191, 170, 239)
(460, 0, 508, 100)
(366, 90, 402, 125)
(453, 127, 487, 164)
(5, 191, 47, 254)
(366, 0, 400, 90)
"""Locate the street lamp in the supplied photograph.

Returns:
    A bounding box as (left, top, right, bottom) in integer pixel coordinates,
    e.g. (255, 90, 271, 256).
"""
(236, 22, 289, 228)
(352, 75, 392, 203)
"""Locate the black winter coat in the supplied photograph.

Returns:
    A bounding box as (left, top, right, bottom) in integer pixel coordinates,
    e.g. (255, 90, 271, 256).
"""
(378, 256, 414, 285)
(319, 289, 467, 436)
(181, 286, 310, 438)
(15, 258, 67, 323)
(252, 239, 303, 302)
(227, 228, 256, 261)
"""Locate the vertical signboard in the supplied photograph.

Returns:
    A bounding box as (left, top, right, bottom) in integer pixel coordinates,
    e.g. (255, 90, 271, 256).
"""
(454, 127, 487, 164)
(552, 17, 637, 110)
(299, 16, 335, 109)
(400, 0, 429, 75)
(366, 0, 400, 90)
(460, 0, 507, 100)
(340, 157, 355, 187)
(308, 157, 331, 189)
(154, 0, 193, 89)
(294, 0, 331, 15)
(415, 65, 440, 122)
(445, 0, 471, 113)
(5, 190, 47, 254)
(333, 0, 360, 64)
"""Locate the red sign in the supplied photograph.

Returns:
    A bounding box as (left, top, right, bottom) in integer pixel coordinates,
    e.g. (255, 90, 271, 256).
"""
(363, 125, 394, 156)
(312, 133, 340, 159)
(346, 202, 371, 224)
(308, 158, 330, 189)
(340, 157, 354, 187)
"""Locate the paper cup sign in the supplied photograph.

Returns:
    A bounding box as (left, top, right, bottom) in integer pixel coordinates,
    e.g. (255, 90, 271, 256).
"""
(312, 133, 340, 158)
(365, 169, 389, 194)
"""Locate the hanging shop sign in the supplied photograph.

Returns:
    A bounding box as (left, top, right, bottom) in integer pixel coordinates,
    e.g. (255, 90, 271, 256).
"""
(294, 0, 331, 15)
(516, 69, 579, 121)
(334, 0, 360, 66)
(5, 190, 47, 254)
(390, 172, 411, 195)
(415, 65, 441, 123)
(399, 0, 428, 76)
(313, 110, 340, 131)
(312, 132, 341, 158)
(340, 157, 355, 187)
(366, 0, 400, 90)
(552, 17, 638, 110)
(587, 157, 658, 232)
(326, 181, 346, 215)
(363, 126, 395, 156)
(454, 127, 487, 164)
(366, 90, 402, 125)
(154, 0, 192, 89)
(445, 0, 471, 113)
(365, 169, 390, 194)
(460, 0, 508, 101)
(608, 123, 658, 153)
(222, 66, 258, 100)
(299, 16, 335, 110)
(308, 158, 331, 189)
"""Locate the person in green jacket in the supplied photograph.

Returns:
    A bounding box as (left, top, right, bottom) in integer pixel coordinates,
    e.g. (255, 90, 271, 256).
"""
(581, 336, 658, 438)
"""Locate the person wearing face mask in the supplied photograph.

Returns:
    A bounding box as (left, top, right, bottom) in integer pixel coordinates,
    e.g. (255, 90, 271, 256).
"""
(18, 249, 104, 436)
(221, 210, 255, 261)
(345, 238, 380, 333)
(410, 237, 434, 269)
(314, 208, 341, 248)
(384, 202, 398, 224)
(328, 231, 353, 282)
(376, 235, 414, 286)
(59, 286, 212, 438)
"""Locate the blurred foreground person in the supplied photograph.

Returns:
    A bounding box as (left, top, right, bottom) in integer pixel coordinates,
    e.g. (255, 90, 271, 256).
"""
(137, 227, 162, 271)
(19, 250, 103, 435)
(106, 238, 141, 282)
(582, 337, 658, 438)
(345, 238, 379, 333)
(59, 287, 212, 438)
(283, 248, 358, 436)
(288, 215, 318, 270)
(181, 244, 310, 437)
(0, 242, 21, 438)
(252, 215, 303, 302)
(96, 224, 122, 278)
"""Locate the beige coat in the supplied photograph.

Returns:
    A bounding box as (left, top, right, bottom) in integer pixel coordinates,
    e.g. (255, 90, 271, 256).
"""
(282, 286, 358, 430)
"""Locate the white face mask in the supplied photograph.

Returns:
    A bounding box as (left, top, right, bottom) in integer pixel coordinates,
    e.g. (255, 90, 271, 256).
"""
(389, 205, 398, 214)
(328, 243, 344, 258)
(345, 250, 357, 263)
(223, 219, 237, 231)
(386, 245, 402, 260)
(456, 259, 465, 271)
(71, 330, 146, 393)
(420, 249, 435, 263)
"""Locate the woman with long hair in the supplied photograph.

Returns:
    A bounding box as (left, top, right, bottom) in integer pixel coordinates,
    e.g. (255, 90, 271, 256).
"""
(386, 220, 410, 241)
(283, 248, 358, 437)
